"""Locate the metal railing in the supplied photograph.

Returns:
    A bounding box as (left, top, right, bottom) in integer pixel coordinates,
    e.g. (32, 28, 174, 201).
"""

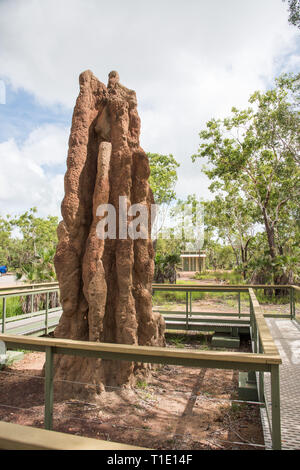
(1, 281, 296, 449)
(0, 285, 282, 449)
(0, 285, 61, 336)
(1, 281, 298, 331)
(291, 285, 300, 322)
(152, 283, 297, 332)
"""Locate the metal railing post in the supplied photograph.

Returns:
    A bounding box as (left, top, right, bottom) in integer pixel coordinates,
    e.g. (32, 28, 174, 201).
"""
(292, 288, 296, 319)
(258, 336, 264, 402)
(271, 364, 281, 450)
(44, 346, 54, 430)
(45, 292, 49, 335)
(238, 292, 241, 318)
(2, 297, 6, 334)
(185, 291, 189, 330)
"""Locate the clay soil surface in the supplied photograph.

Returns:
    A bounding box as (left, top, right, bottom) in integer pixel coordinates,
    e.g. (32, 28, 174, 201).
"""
(0, 334, 265, 450)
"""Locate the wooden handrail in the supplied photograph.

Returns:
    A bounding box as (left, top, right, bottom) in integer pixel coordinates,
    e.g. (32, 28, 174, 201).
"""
(0, 281, 58, 290)
(0, 421, 147, 450)
(248, 288, 280, 357)
(0, 286, 59, 297)
(0, 282, 294, 293)
(0, 332, 281, 366)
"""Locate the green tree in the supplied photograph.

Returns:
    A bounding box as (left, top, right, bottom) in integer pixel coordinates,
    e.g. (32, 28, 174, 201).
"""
(203, 185, 256, 279)
(192, 74, 300, 285)
(0, 215, 12, 265)
(147, 153, 180, 205)
(147, 153, 180, 262)
(283, 0, 300, 28)
(0, 208, 58, 282)
(171, 194, 204, 251)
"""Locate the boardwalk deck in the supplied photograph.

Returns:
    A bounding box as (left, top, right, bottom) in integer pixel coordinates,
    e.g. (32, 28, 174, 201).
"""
(260, 318, 300, 450)
(4, 310, 61, 336)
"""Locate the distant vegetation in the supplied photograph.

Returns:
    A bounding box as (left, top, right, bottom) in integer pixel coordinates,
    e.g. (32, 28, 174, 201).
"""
(0, 207, 58, 282)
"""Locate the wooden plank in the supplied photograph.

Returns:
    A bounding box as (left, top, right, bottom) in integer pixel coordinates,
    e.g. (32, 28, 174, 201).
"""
(7, 322, 59, 337)
(4, 307, 62, 324)
(0, 332, 281, 365)
(0, 421, 147, 450)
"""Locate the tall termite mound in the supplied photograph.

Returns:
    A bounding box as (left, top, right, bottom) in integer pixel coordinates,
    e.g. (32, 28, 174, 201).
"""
(53, 71, 165, 395)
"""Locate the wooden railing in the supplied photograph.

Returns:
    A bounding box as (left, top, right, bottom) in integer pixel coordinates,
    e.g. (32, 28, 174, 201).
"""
(0, 421, 147, 450)
(0, 285, 60, 335)
(248, 288, 281, 449)
(0, 286, 282, 449)
(1, 281, 298, 332)
(1, 281, 296, 449)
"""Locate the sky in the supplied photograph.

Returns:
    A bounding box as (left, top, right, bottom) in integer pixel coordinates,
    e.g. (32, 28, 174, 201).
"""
(0, 0, 299, 218)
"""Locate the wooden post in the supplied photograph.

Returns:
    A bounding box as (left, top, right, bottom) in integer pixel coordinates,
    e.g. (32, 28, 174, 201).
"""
(44, 346, 54, 430)
(271, 364, 281, 450)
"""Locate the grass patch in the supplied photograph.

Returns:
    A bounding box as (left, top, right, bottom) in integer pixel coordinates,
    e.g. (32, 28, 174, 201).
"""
(255, 289, 290, 305)
(168, 335, 186, 348)
(136, 380, 148, 390)
(194, 270, 244, 284)
(1, 296, 23, 318)
(152, 290, 207, 305)
(166, 332, 213, 350)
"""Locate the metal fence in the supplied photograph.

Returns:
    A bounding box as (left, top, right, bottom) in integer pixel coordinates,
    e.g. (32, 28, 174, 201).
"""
(0, 282, 285, 449)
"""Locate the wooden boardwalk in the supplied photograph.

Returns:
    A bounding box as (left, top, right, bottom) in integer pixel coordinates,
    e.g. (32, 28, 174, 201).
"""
(260, 318, 300, 450)
(4, 310, 61, 336)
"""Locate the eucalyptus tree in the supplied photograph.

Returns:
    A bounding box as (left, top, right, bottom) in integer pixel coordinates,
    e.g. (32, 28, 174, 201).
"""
(192, 74, 300, 284)
(203, 186, 257, 279)
(147, 152, 180, 206)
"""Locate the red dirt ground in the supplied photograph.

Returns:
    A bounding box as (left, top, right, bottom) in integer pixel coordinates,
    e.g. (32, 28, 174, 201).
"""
(0, 334, 265, 450)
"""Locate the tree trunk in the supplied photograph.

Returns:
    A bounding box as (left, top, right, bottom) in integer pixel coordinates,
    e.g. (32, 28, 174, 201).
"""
(53, 71, 165, 398)
(262, 207, 277, 260)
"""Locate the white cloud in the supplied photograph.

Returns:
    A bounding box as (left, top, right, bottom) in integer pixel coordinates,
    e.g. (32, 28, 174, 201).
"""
(0, 125, 67, 217)
(0, 0, 299, 212)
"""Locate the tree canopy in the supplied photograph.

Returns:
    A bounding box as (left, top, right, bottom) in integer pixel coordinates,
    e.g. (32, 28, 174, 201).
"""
(283, 0, 300, 28)
(147, 152, 180, 206)
(0, 208, 58, 282)
(192, 73, 300, 284)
